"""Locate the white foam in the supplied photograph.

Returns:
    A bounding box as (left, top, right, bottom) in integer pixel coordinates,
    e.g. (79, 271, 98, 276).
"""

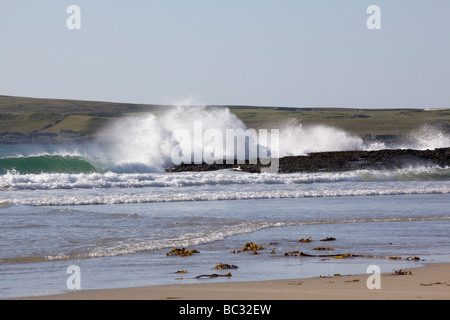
(276, 120, 366, 156)
(6, 181, 450, 206)
(1, 167, 448, 191)
(95, 102, 252, 172)
(92, 102, 392, 172)
(405, 125, 450, 150)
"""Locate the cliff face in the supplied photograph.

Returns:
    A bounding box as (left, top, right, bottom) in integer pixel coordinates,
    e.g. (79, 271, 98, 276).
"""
(166, 148, 450, 173)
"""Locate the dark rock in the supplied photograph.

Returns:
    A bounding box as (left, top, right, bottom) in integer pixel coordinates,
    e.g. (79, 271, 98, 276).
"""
(165, 148, 450, 173)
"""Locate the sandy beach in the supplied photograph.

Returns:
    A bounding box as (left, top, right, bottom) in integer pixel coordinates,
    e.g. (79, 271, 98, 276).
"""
(17, 262, 449, 300)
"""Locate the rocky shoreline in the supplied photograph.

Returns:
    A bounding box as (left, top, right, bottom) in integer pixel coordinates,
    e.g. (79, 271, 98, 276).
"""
(166, 147, 450, 173)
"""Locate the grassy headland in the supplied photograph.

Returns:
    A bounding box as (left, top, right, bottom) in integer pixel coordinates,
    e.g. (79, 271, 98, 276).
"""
(0, 95, 449, 144)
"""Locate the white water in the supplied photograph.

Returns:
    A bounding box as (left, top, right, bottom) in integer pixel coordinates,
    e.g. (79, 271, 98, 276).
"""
(274, 119, 383, 156)
(93, 104, 375, 173)
(92, 104, 449, 173)
(0, 103, 448, 175)
(1, 166, 449, 191)
(95, 104, 253, 172)
(405, 124, 450, 150)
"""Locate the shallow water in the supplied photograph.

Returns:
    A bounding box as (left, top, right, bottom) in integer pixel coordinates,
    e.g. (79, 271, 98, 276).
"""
(1, 194, 449, 299)
(0, 144, 449, 299)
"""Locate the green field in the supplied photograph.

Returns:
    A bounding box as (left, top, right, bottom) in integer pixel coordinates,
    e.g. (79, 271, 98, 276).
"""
(0, 95, 449, 143)
(0, 95, 162, 139)
(230, 107, 450, 138)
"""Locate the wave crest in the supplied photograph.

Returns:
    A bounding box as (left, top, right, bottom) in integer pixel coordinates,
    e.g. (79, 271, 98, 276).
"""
(1, 167, 448, 191)
(0, 155, 101, 175)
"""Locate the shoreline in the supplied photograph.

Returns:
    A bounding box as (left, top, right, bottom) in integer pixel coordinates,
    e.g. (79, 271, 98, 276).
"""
(15, 262, 450, 300)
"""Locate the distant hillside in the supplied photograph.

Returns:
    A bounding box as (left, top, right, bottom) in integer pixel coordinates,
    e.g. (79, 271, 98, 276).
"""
(0, 95, 165, 143)
(229, 106, 450, 141)
(0, 95, 449, 144)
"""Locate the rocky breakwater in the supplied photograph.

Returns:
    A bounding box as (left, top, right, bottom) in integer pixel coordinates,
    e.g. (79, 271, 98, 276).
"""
(166, 148, 450, 173)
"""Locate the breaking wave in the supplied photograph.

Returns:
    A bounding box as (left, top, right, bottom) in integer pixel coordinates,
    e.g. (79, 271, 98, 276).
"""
(0, 155, 102, 175)
(0, 103, 448, 175)
(1, 167, 449, 191)
(404, 124, 450, 150)
(3, 177, 449, 207)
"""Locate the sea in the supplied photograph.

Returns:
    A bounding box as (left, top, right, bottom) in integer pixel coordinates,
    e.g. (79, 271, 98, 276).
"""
(0, 107, 449, 299)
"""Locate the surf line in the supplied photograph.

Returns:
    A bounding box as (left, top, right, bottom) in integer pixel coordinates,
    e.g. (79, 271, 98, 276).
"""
(170, 121, 280, 173)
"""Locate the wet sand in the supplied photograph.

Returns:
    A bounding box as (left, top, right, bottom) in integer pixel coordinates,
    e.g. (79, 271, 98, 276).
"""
(18, 262, 449, 300)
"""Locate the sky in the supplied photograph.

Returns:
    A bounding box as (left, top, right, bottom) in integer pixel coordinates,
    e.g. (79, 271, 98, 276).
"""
(0, 0, 449, 108)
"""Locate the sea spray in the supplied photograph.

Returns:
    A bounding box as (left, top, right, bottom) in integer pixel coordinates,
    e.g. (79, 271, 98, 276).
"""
(94, 103, 383, 172)
(406, 125, 450, 150)
(2, 106, 447, 175)
(96, 104, 278, 172)
(276, 119, 364, 156)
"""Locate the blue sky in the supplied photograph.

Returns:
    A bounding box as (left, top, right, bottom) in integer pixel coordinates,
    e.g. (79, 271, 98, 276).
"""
(0, 1, 449, 108)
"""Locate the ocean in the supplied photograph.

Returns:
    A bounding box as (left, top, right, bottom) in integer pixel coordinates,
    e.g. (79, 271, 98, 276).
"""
(1, 108, 449, 299)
